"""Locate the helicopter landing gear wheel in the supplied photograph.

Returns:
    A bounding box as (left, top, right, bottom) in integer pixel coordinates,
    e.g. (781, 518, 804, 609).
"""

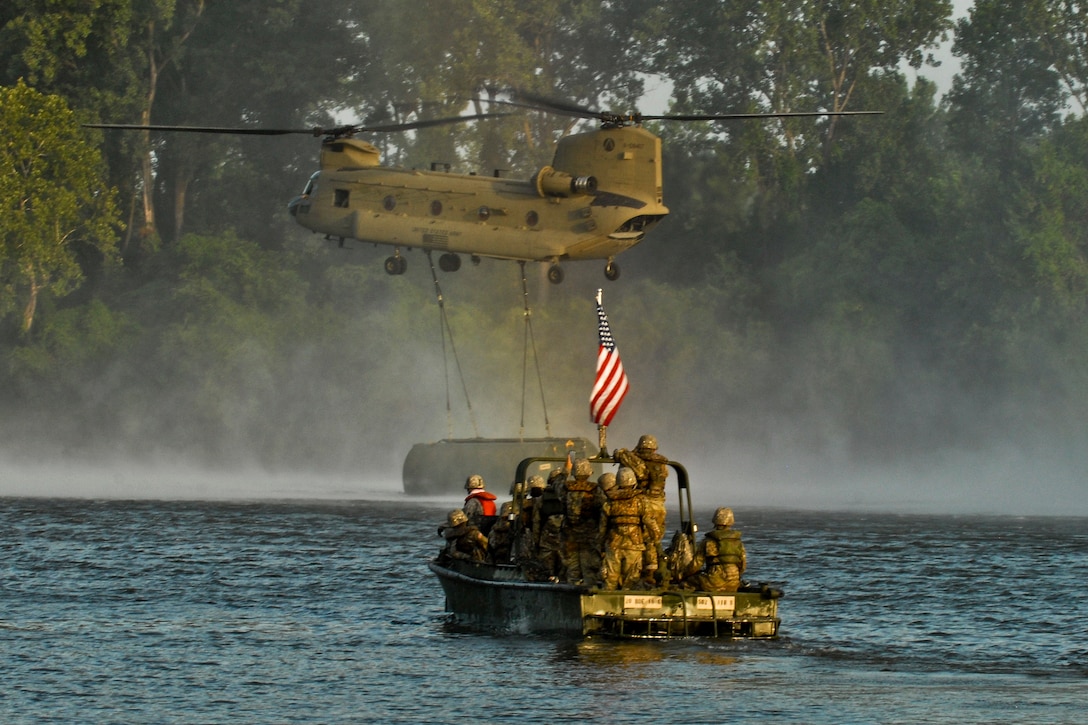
(547, 264, 564, 284)
(604, 260, 620, 281)
(438, 253, 461, 272)
(384, 255, 407, 275)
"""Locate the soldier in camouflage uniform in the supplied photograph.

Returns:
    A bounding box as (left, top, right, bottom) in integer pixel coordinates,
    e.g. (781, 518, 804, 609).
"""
(598, 467, 645, 590)
(614, 434, 669, 585)
(439, 509, 489, 563)
(487, 501, 516, 564)
(513, 475, 546, 577)
(531, 469, 567, 581)
(685, 507, 746, 592)
(560, 458, 605, 586)
(463, 474, 498, 533)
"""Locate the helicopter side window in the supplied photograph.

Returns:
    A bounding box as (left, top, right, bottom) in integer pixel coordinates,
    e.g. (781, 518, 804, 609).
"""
(383, 195, 397, 211)
(334, 189, 350, 208)
(431, 200, 443, 216)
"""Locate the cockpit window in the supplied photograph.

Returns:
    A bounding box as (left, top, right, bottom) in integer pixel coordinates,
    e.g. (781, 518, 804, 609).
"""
(301, 171, 319, 197)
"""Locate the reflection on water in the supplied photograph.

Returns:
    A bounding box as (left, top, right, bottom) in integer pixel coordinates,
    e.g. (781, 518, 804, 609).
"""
(561, 638, 670, 666)
(693, 650, 741, 668)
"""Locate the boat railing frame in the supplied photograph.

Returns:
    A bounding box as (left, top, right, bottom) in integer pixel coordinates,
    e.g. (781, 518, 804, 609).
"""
(512, 453, 697, 547)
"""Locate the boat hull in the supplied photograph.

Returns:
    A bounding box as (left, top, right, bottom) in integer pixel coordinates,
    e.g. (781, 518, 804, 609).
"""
(429, 559, 781, 639)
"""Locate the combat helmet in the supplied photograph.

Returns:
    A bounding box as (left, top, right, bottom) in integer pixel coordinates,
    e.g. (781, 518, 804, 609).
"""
(713, 507, 735, 527)
(617, 467, 637, 488)
(465, 474, 485, 491)
(598, 472, 617, 491)
(528, 475, 547, 495)
(636, 434, 658, 452)
(573, 458, 593, 479)
(447, 509, 468, 527)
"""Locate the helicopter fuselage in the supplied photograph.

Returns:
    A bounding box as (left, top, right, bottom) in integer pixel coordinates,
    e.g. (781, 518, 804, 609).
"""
(288, 125, 669, 280)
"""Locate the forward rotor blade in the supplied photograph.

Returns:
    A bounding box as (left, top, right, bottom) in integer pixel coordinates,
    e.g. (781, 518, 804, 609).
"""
(84, 112, 512, 138)
(83, 123, 322, 135)
(507, 91, 601, 119)
(357, 112, 511, 133)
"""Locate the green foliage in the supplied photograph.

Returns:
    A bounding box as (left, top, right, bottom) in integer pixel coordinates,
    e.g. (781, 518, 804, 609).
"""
(1015, 117, 1088, 314)
(947, 0, 1067, 159)
(0, 80, 120, 334)
(7, 298, 134, 390)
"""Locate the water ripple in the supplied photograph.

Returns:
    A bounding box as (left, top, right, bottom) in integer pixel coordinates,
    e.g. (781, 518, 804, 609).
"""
(2, 499, 1085, 723)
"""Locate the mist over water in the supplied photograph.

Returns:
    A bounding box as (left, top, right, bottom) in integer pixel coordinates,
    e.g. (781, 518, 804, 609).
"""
(3, 436, 1084, 517)
(3, 245, 1086, 516)
(0, 461, 401, 502)
(682, 444, 1088, 516)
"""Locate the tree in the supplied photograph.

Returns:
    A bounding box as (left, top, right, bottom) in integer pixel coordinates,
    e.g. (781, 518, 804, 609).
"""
(627, 0, 952, 279)
(0, 0, 139, 115)
(639, 0, 952, 162)
(946, 0, 1068, 164)
(360, 0, 646, 174)
(0, 81, 120, 335)
(146, 0, 372, 247)
(1, 1, 148, 261)
(1038, 0, 1088, 115)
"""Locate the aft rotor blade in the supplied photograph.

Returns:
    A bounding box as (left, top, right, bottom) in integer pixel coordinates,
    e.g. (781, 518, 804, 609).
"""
(503, 91, 882, 124)
(645, 111, 884, 121)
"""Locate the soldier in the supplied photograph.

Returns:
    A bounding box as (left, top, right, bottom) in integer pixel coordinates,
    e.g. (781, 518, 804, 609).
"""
(513, 475, 547, 575)
(598, 467, 645, 590)
(684, 507, 746, 592)
(614, 434, 669, 585)
(463, 474, 498, 534)
(439, 509, 489, 563)
(487, 501, 516, 564)
(532, 468, 567, 581)
(560, 458, 605, 586)
(663, 527, 698, 587)
(594, 470, 618, 564)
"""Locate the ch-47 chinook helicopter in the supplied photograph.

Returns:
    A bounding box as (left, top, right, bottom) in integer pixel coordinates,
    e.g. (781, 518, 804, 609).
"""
(88, 93, 878, 283)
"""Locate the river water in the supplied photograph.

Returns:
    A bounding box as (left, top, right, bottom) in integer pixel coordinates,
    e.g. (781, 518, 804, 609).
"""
(2, 495, 1086, 723)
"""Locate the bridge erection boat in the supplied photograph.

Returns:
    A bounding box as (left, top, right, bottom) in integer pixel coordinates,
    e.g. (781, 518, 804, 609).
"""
(428, 454, 782, 639)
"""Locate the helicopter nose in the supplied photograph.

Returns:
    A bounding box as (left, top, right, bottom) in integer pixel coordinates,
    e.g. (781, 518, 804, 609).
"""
(288, 195, 307, 217)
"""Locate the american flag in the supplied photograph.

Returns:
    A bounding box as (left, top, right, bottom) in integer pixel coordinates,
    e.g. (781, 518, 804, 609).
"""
(590, 289, 629, 426)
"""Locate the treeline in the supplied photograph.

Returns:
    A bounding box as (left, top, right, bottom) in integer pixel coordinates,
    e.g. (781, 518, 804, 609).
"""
(2, 0, 1087, 474)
